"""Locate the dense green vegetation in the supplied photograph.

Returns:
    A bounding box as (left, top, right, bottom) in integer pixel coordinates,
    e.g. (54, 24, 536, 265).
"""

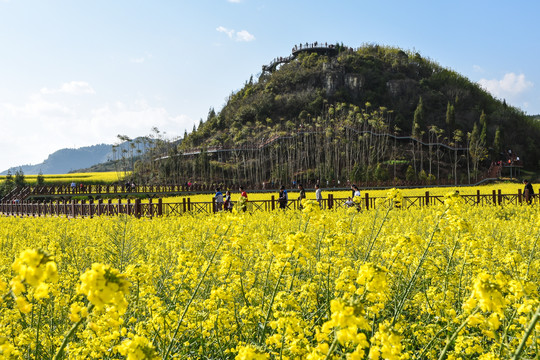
(150, 44, 540, 186)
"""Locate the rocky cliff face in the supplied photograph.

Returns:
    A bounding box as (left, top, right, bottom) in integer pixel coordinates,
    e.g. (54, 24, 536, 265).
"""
(322, 60, 364, 96)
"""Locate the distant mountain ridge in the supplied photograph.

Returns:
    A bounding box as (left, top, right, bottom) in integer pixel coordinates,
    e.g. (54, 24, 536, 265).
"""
(1, 144, 114, 175)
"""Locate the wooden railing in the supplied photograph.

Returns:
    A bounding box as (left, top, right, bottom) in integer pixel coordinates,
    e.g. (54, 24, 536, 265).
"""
(0, 189, 536, 218)
(4, 177, 499, 203)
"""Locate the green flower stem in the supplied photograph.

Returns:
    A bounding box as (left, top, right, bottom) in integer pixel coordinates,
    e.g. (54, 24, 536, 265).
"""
(53, 304, 94, 360)
(259, 254, 292, 344)
(392, 209, 447, 326)
(438, 308, 478, 360)
(163, 236, 224, 360)
(364, 204, 393, 263)
(34, 303, 43, 359)
(512, 304, 540, 360)
(324, 334, 339, 360)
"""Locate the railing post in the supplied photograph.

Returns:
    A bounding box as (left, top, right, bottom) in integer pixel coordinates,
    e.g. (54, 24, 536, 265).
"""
(97, 199, 103, 216)
(127, 199, 131, 215)
(492, 190, 496, 205)
(135, 199, 141, 219)
(71, 200, 76, 218)
(498, 189, 502, 206)
(187, 198, 191, 212)
(271, 195, 275, 210)
(518, 189, 523, 204)
(365, 193, 369, 210)
(328, 194, 333, 209)
(149, 198, 153, 218)
(477, 190, 481, 205)
(212, 197, 216, 213)
(158, 198, 163, 216)
(89, 199, 94, 218)
(425, 191, 430, 207)
(107, 199, 112, 216)
(183, 198, 187, 213)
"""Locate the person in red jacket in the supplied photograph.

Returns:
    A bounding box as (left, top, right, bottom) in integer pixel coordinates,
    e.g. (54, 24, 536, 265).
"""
(239, 186, 248, 212)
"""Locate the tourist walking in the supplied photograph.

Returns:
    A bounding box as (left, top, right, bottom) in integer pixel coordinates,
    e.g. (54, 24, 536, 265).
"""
(224, 190, 232, 211)
(214, 188, 224, 211)
(315, 184, 323, 208)
(278, 186, 288, 209)
(351, 184, 361, 211)
(298, 183, 306, 209)
(523, 179, 535, 204)
(239, 186, 248, 212)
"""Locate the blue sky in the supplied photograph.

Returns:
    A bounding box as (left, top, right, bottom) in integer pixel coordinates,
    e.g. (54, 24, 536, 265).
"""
(1, 0, 539, 171)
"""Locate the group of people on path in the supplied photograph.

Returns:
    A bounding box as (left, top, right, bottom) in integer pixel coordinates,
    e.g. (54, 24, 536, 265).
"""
(344, 184, 362, 210)
(277, 183, 324, 210)
(214, 187, 248, 212)
(214, 182, 368, 212)
(213, 179, 536, 213)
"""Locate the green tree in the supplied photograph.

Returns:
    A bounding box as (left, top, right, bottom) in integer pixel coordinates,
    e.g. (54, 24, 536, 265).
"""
(479, 110, 488, 144)
(14, 168, 25, 187)
(0, 170, 15, 197)
(405, 165, 416, 181)
(494, 126, 502, 155)
(451, 129, 464, 185)
(418, 169, 428, 182)
(411, 97, 424, 174)
(37, 170, 45, 186)
(5, 170, 13, 184)
(374, 163, 388, 181)
(412, 97, 424, 139)
(445, 102, 455, 131)
(468, 123, 487, 181)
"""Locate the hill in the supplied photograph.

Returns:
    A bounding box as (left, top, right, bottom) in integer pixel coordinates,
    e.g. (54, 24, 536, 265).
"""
(155, 43, 540, 186)
(1, 136, 155, 176)
(1, 144, 113, 175)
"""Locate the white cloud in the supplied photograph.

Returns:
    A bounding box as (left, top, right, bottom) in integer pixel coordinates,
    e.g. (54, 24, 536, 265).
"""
(227, 0, 242, 3)
(0, 92, 192, 171)
(217, 26, 235, 39)
(2, 94, 73, 118)
(129, 53, 153, 64)
(130, 57, 145, 64)
(40, 81, 95, 95)
(478, 72, 533, 98)
(473, 65, 484, 73)
(88, 101, 190, 140)
(216, 26, 255, 42)
(236, 30, 255, 42)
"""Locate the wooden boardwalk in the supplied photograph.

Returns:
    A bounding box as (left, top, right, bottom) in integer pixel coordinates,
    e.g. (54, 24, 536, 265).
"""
(0, 189, 536, 218)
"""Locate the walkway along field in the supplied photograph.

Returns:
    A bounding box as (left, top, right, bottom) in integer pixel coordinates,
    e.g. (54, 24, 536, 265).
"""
(0, 189, 536, 218)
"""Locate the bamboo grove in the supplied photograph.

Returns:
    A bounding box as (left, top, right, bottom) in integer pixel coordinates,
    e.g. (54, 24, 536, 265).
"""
(153, 103, 474, 186)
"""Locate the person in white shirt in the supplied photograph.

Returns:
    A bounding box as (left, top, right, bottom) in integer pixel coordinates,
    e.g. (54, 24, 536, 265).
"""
(315, 184, 323, 208)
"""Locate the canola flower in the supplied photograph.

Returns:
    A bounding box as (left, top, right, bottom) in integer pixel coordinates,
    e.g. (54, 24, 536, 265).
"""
(0, 190, 539, 359)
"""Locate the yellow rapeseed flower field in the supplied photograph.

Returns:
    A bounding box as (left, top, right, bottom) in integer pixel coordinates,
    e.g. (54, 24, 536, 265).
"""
(0, 171, 124, 185)
(0, 190, 539, 359)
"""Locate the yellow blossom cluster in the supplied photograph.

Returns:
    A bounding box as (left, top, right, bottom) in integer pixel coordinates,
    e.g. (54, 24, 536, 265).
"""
(0, 189, 539, 359)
